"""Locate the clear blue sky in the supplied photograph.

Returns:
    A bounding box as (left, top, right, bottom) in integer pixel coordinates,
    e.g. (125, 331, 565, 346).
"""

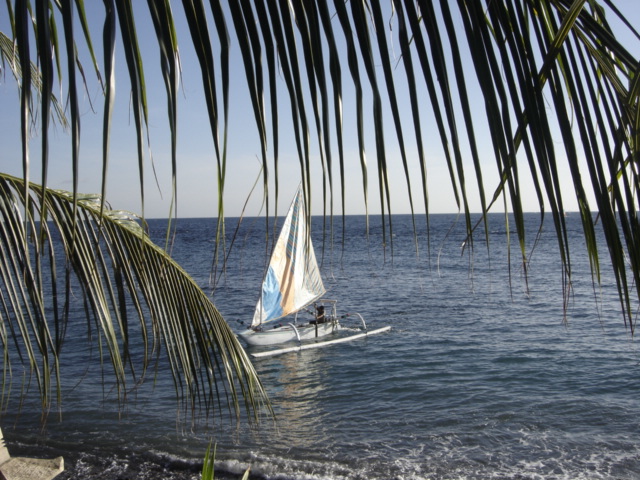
(1, 2, 638, 218)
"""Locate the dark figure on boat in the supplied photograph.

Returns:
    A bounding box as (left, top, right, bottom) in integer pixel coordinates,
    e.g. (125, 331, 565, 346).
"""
(310, 305, 326, 325)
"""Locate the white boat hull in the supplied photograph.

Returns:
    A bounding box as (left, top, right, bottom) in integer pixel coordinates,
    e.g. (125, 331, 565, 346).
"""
(238, 320, 339, 347)
(250, 326, 392, 358)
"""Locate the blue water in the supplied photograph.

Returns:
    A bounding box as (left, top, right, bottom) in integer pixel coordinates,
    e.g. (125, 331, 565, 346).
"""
(3, 213, 639, 479)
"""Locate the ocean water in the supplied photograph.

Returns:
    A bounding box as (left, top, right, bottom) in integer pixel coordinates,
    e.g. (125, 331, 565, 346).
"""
(3, 213, 639, 479)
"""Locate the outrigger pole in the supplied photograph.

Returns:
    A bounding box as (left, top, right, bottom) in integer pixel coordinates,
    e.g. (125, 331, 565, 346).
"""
(250, 326, 391, 358)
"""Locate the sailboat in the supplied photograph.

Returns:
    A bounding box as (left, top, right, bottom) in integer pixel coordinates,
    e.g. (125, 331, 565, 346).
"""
(238, 185, 339, 347)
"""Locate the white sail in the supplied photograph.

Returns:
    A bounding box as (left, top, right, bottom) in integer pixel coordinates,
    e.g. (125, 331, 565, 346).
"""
(251, 185, 325, 328)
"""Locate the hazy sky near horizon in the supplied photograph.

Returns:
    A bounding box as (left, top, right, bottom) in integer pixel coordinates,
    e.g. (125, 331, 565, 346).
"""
(1, 2, 639, 219)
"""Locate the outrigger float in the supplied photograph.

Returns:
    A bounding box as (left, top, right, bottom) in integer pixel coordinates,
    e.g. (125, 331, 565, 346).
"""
(251, 323, 391, 358)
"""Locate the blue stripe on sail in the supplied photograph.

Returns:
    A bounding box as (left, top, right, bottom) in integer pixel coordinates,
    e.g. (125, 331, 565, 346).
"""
(261, 266, 284, 321)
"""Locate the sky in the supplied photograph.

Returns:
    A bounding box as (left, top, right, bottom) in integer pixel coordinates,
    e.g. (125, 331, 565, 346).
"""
(1, 2, 639, 219)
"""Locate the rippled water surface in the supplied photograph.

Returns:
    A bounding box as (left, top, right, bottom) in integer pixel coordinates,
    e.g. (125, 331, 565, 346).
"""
(4, 214, 640, 479)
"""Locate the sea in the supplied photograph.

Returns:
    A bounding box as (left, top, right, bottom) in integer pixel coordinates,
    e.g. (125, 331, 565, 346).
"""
(3, 213, 639, 479)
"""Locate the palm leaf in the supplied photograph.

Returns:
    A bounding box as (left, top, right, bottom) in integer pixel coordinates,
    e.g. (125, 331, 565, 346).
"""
(0, 173, 269, 421)
(0, 32, 68, 130)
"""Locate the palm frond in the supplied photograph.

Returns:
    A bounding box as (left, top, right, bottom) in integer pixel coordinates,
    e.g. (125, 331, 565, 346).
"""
(0, 173, 269, 421)
(0, 32, 68, 130)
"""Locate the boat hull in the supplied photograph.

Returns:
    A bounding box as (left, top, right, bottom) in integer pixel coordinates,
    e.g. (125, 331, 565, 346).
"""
(238, 320, 339, 347)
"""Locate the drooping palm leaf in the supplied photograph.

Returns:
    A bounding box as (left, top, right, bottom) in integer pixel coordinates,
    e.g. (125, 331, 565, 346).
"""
(0, 32, 68, 129)
(0, 173, 269, 421)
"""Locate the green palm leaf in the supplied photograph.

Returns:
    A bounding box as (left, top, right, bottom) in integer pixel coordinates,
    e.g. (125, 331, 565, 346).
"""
(0, 173, 269, 421)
